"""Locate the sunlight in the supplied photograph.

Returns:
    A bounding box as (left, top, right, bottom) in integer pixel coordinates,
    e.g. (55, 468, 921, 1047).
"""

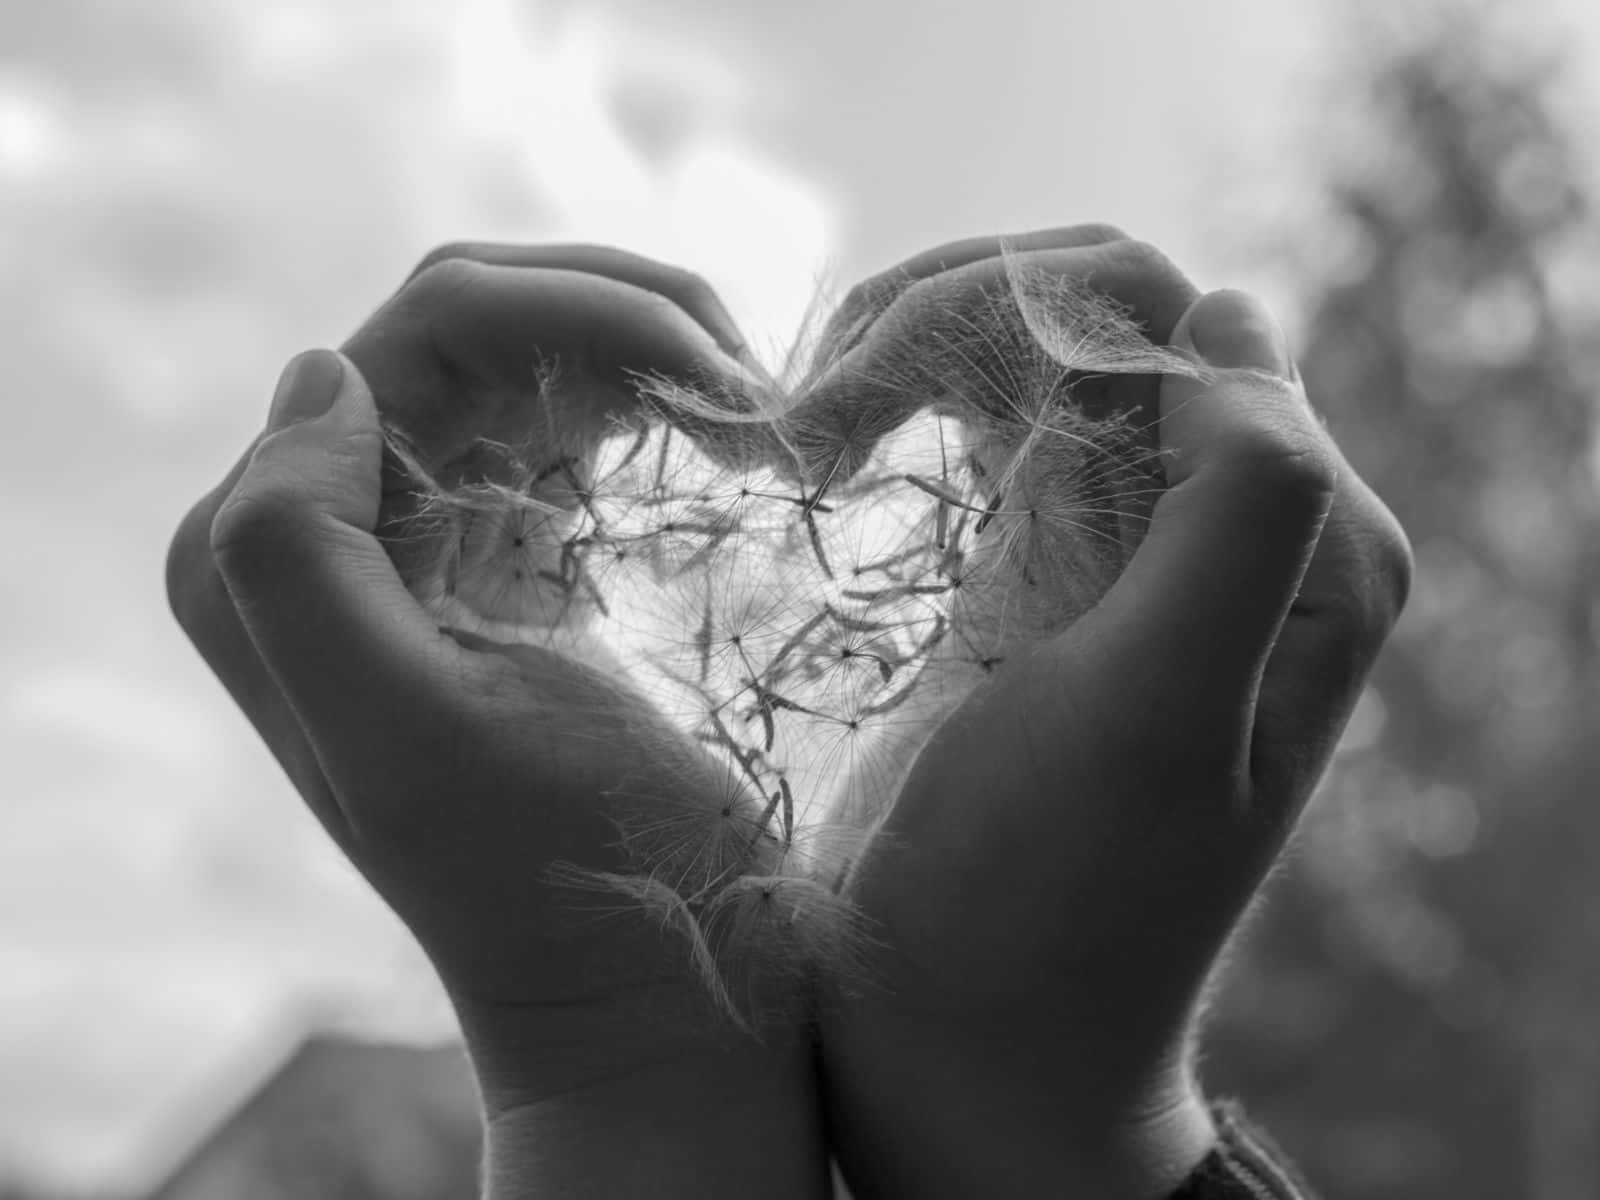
(439, 0, 834, 361)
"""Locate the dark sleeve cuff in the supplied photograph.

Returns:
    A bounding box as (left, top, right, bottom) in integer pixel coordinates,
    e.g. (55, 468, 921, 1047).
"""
(1167, 1099, 1319, 1200)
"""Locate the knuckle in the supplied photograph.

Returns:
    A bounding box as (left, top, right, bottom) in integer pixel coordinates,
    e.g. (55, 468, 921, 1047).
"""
(558, 241, 627, 265)
(1377, 511, 1415, 618)
(1302, 488, 1414, 649)
(837, 271, 903, 326)
(1219, 420, 1341, 503)
(897, 266, 977, 324)
(663, 264, 716, 309)
(208, 485, 304, 575)
(1085, 239, 1200, 334)
(166, 500, 222, 634)
(829, 282, 874, 331)
(1071, 222, 1130, 244)
(1351, 501, 1414, 637)
(1110, 238, 1180, 278)
(386, 259, 487, 347)
(410, 241, 484, 278)
(627, 283, 697, 337)
(403, 255, 481, 305)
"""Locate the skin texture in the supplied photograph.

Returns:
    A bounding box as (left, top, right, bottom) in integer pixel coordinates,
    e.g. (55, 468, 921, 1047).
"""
(166, 230, 1411, 1198)
(814, 230, 1412, 1198)
(166, 247, 830, 1199)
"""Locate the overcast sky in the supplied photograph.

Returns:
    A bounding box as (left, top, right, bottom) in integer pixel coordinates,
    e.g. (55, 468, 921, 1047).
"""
(3, 0, 1598, 1191)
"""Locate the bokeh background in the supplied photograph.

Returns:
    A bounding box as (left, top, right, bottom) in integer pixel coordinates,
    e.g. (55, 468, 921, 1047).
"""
(5, 0, 1600, 1195)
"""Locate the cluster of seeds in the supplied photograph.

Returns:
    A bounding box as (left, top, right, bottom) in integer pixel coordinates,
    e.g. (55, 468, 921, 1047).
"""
(378, 249, 1211, 1028)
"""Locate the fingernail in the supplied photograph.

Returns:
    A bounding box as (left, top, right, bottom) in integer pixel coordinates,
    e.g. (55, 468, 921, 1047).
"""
(1184, 290, 1293, 380)
(267, 349, 345, 431)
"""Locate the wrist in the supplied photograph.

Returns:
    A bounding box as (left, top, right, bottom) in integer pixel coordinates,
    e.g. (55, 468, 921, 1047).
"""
(1102, 1080, 1219, 1199)
(476, 1025, 831, 1200)
(822, 993, 1216, 1199)
(451, 976, 761, 1112)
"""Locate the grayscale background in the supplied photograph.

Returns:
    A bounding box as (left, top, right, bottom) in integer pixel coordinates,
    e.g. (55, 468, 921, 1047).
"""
(4, 0, 1598, 1196)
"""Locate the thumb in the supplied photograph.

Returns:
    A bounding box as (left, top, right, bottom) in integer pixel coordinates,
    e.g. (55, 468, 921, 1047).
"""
(213, 350, 470, 796)
(248, 348, 383, 529)
(1083, 290, 1338, 753)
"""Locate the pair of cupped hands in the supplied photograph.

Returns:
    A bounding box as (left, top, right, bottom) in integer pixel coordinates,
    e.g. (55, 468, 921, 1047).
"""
(167, 225, 1411, 1199)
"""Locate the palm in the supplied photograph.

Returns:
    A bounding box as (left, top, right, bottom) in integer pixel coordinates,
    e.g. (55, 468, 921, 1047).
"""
(172, 247, 765, 1024)
(814, 237, 1409, 1200)
(350, 634, 744, 1004)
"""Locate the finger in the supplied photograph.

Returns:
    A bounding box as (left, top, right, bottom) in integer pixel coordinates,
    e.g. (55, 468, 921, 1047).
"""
(1075, 290, 1338, 774)
(815, 238, 1199, 404)
(344, 259, 760, 470)
(785, 240, 1198, 482)
(350, 260, 765, 595)
(816, 223, 1131, 362)
(404, 242, 753, 366)
(210, 349, 489, 833)
(167, 438, 347, 845)
(1250, 438, 1412, 810)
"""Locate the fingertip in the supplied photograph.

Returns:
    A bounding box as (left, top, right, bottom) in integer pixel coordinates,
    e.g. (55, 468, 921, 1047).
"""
(323, 349, 379, 429)
(223, 349, 386, 553)
(1095, 292, 1336, 710)
(1170, 290, 1293, 380)
(264, 348, 344, 433)
(261, 347, 376, 445)
(1159, 290, 1323, 491)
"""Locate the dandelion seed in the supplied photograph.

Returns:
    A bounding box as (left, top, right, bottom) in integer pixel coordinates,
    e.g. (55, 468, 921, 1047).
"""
(902, 472, 966, 508)
(973, 488, 1006, 535)
(376, 255, 1201, 1031)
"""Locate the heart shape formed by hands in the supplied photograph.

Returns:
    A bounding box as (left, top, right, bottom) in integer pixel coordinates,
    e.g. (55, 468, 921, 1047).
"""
(375, 248, 1209, 1025)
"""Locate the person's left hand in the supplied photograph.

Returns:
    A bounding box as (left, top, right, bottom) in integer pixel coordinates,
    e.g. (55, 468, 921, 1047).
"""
(814, 227, 1412, 1198)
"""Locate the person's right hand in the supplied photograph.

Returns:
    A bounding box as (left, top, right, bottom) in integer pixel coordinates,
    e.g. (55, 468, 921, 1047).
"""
(165, 248, 833, 1200)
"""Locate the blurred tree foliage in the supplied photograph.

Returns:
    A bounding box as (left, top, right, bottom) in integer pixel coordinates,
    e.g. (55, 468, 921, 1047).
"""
(1205, 6, 1600, 1199)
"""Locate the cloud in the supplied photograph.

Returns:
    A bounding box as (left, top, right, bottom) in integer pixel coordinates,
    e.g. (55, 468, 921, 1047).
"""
(5, 664, 228, 777)
(0, 1, 839, 1190)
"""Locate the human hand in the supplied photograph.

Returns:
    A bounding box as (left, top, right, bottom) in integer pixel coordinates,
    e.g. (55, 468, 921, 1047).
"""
(815, 227, 1412, 1198)
(166, 246, 829, 1198)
